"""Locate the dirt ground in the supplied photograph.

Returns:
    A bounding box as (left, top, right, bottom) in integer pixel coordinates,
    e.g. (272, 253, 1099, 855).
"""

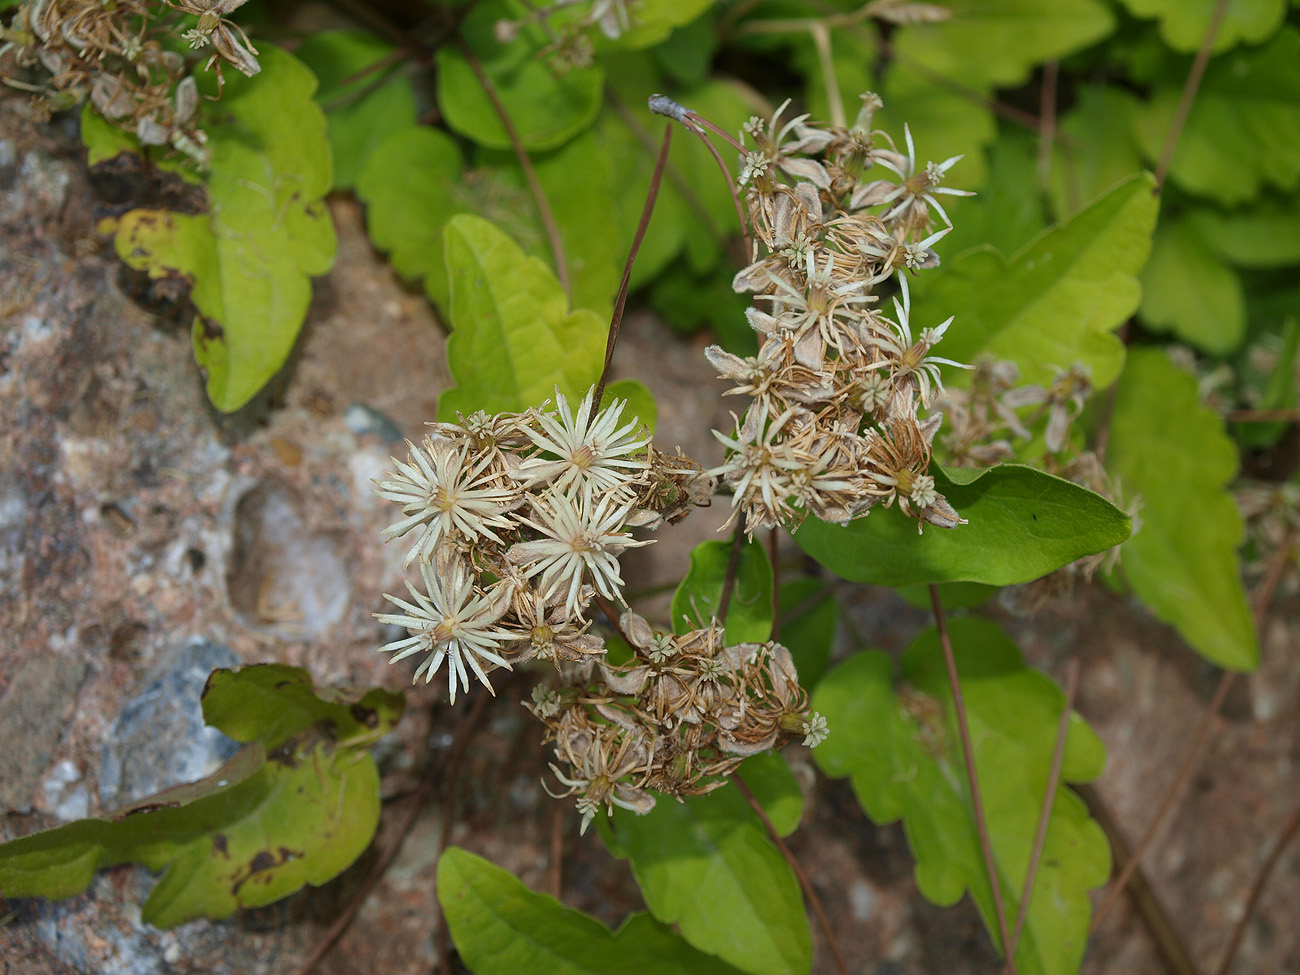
(1, 97, 1298, 975)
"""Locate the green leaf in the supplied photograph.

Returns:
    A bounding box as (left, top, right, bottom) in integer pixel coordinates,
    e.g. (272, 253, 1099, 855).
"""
(356, 125, 467, 310)
(201, 663, 404, 749)
(0, 665, 403, 927)
(776, 578, 838, 690)
(1138, 215, 1246, 355)
(606, 787, 812, 975)
(113, 45, 337, 412)
(650, 12, 719, 87)
(482, 125, 627, 317)
(1048, 85, 1147, 219)
(922, 173, 1158, 389)
(437, 0, 603, 152)
(813, 619, 1110, 975)
(891, 0, 1115, 88)
(1114, 0, 1285, 55)
(735, 752, 804, 838)
(1185, 194, 1300, 267)
(670, 538, 774, 642)
(795, 464, 1131, 588)
(80, 103, 146, 166)
(603, 379, 657, 436)
(294, 31, 418, 190)
(1104, 349, 1259, 670)
(437, 214, 606, 420)
(438, 848, 747, 975)
(1133, 27, 1300, 205)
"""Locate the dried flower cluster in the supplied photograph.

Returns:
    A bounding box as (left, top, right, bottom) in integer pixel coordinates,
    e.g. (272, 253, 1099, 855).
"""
(936, 358, 1095, 467)
(707, 93, 972, 534)
(373, 387, 714, 702)
(530, 612, 827, 833)
(1, 0, 260, 162)
(372, 387, 826, 829)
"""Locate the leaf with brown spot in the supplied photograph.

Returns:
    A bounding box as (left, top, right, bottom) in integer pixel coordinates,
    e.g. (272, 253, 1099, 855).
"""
(0, 665, 403, 927)
(106, 46, 336, 413)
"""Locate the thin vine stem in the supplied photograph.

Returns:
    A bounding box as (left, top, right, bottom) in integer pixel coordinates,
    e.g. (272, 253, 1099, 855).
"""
(456, 38, 571, 298)
(715, 514, 748, 624)
(929, 583, 1015, 970)
(1093, 526, 1295, 932)
(293, 693, 492, 975)
(732, 772, 850, 975)
(648, 95, 753, 257)
(1154, 0, 1231, 191)
(1215, 799, 1300, 975)
(594, 123, 672, 410)
(1007, 658, 1078, 958)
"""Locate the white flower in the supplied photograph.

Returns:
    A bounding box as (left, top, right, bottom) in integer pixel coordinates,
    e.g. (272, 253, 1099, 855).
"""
(862, 288, 970, 406)
(513, 387, 651, 502)
(375, 438, 519, 568)
(851, 124, 973, 229)
(507, 491, 649, 620)
(801, 712, 829, 748)
(710, 407, 805, 529)
(374, 560, 512, 703)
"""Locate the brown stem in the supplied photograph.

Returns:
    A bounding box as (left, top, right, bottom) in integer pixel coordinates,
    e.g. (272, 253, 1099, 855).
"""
(293, 694, 491, 975)
(715, 514, 748, 625)
(929, 583, 1015, 969)
(1155, 0, 1231, 191)
(1090, 669, 1234, 931)
(608, 88, 723, 240)
(593, 124, 672, 410)
(457, 38, 571, 298)
(1077, 783, 1203, 975)
(1227, 408, 1300, 423)
(732, 772, 849, 975)
(1036, 61, 1059, 199)
(1215, 800, 1300, 975)
(768, 527, 781, 642)
(649, 96, 752, 257)
(433, 690, 497, 972)
(1007, 659, 1078, 959)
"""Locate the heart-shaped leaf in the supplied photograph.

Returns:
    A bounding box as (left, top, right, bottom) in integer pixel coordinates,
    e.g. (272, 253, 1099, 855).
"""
(813, 620, 1110, 975)
(794, 464, 1131, 588)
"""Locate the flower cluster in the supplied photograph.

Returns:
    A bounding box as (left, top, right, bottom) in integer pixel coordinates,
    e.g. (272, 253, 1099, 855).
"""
(529, 611, 827, 833)
(372, 387, 714, 702)
(707, 94, 972, 534)
(1, 0, 260, 163)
